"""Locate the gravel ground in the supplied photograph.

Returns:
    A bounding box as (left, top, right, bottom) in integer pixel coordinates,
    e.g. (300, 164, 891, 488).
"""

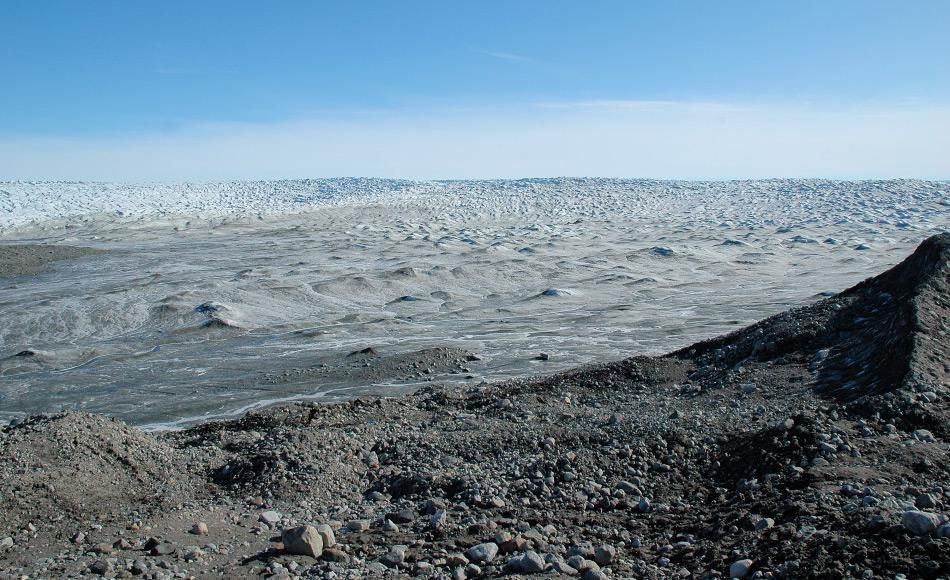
(0, 233, 947, 579)
(0, 244, 103, 279)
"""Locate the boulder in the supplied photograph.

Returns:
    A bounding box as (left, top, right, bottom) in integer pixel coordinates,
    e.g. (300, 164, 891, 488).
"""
(730, 559, 753, 578)
(282, 525, 324, 558)
(902, 510, 942, 535)
(465, 542, 499, 563)
(505, 550, 545, 573)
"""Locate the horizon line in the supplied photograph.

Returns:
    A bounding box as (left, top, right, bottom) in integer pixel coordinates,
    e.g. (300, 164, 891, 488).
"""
(3, 176, 948, 185)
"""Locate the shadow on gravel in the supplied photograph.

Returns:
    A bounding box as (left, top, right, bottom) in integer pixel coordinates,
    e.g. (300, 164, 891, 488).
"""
(714, 414, 821, 486)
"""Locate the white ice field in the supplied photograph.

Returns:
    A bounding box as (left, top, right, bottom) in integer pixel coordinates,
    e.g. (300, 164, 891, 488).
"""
(1, 178, 948, 428)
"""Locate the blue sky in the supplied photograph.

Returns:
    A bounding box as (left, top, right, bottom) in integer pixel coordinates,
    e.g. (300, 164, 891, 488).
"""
(1, 0, 949, 180)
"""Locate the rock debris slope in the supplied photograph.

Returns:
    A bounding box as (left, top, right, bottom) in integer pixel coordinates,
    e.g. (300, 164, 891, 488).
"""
(0, 234, 948, 579)
(675, 232, 949, 424)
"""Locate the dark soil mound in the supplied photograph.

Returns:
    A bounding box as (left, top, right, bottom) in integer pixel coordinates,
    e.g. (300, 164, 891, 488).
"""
(0, 412, 207, 531)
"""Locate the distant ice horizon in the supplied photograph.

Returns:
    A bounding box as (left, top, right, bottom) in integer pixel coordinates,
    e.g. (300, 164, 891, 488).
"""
(3, 177, 949, 235)
(4, 176, 950, 184)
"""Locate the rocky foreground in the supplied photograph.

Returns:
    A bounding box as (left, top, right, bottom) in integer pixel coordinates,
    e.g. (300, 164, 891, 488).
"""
(0, 233, 948, 579)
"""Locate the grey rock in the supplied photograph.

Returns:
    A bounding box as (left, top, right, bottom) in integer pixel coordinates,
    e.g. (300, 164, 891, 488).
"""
(150, 542, 175, 556)
(190, 522, 209, 536)
(638, 497, 652, 512)
(937, 522, 950, 538)
(506, 550, 546, 573)
(465, 542, 499, 563)
(380, 545, 408, 568)
(346, 519, 370, 532)
(0, 537, 12, 550)
(594, 544, 616, 566)
(576, 559, 600, 572)
(388, 509, 416, 524)
(259, 510, 282, 526)
(364, 451, 380, 467)
(567, 541, 595, 559)
(917, 493, 938, 509)
(92, 542, 113, 554)
(616, 481, 641, 495)
(583, 569, 608, 580)
(446, 553, 470, 567)
(321, 548, 350, 562)
(430, 510, 447, 529)
(755, 517, 775, 530)
(550, 556, 579, 575)
(88, 560, 112, 575)
(267, 562, 286, 575)
(730, 558, 754, 578)
(282, 525, 324, 558)
(819, 441, 837, 455)
(913, 429, 937, 443)
(366, 562, 389, 574)
(902, 510, 942, 535)
(566, 555, 586, 570)
(861, 495, 879, 507)
(315, 524, 336, 548)
(522, 528, 546, 547)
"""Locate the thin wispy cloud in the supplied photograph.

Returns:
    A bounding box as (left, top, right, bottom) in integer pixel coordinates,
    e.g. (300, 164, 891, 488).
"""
(477, 50, 532, 63)
(155, 67, 198, 76)
(534, 100, 751, 113)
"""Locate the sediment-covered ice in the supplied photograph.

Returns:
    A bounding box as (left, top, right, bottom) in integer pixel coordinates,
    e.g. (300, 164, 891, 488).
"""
(0, 178, 947, 427)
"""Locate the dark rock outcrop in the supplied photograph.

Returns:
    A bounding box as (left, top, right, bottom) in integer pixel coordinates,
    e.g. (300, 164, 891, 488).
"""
(672, 232, 949, 402)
